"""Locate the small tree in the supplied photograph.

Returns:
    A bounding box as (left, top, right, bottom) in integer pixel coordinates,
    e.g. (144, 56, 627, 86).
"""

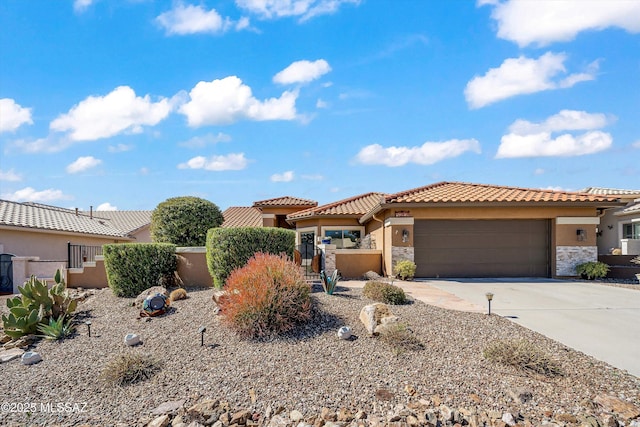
(151, 196, 223, 247)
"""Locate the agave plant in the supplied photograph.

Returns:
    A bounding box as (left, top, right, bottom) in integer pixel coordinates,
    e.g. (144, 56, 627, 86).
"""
(320, 269, 340, 295)
(37, 315, 75, 341)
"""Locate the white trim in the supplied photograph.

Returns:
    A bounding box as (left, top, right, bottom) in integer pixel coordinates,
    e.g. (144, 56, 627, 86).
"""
(556, 217, 600, 225)
(295, 226, 317, 246)
(384, 217, 414, 227)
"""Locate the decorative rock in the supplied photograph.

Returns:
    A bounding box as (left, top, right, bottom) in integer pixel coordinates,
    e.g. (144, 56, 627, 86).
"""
(0, 334, 12, 344)
(501, 412, 516, 427)
(230, 409, 251, 425)
(0, 348, 25, 363)
(290, 410, 304, 422)
(268, 415, 289, 427)
(440, 405, 453, 422)
(147, 414, 170, 427)
(320, 407, 337, 422)
(594, 394, 640, 420)
(212, 290, 227, 304)
(21, 351, 42, 365)
(359, 303, 399, 335)
(151, 400, 185, 416)
(135, 286, 169, 308)
(337, 408, 353, 422)
(337, 326, 352, 340)
(124, 333, 141, 346)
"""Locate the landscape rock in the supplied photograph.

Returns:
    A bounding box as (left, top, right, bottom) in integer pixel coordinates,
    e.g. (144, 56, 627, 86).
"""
(502, 412, 516, 426)
(290, 410, 304, 422)
(1, 334, 12, 344)
(594, 394, 640, 420)
(147, 414, 170, 427)
(21, 351, 42, 365)
(0, 348, 25, 363)
(230, 409, 251, 425)
(135, 286, 169, 308)
(359, 303, 398, 335)
(152, 400, 185, 416)
(212, 290, 227, 304)
(337, 326, 352, 340)
(124, 333, 141, 346)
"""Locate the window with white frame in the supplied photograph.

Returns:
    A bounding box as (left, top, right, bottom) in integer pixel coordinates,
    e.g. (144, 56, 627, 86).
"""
(623, 223, 640, 239)
(322, 227, 363, 249)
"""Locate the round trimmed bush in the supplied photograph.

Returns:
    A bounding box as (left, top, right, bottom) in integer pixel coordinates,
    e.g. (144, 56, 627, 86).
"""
(363, 281, 407, 305)
(220, 252, 312, 339)
(151, 196, 223, 247)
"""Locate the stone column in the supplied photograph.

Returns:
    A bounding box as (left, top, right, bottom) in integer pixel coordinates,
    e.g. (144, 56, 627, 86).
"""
(318, 244, 336, 273)
(384, 217, 415, 276)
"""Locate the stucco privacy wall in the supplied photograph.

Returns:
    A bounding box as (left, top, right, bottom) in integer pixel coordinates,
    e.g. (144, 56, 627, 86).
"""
(335, 250, 382, 278)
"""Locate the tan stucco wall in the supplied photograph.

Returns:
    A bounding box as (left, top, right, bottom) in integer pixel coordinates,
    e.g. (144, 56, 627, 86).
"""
(555, 224, 597, 246)
(0, 228, 126, 261)
(68, 258, 108, 289)
(335, 251, 382, 279)
(177, 248, 213, 287)
(130, 225, 151, 242)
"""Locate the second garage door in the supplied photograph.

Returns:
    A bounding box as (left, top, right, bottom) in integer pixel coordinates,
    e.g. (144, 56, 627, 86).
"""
(413, 219, 550, 278)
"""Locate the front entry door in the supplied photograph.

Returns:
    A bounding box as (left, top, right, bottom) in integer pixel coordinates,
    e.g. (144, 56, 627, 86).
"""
(0, 254, 15, 294)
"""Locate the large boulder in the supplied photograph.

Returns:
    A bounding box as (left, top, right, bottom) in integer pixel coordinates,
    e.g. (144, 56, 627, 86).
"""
(359, 303, 399, 335)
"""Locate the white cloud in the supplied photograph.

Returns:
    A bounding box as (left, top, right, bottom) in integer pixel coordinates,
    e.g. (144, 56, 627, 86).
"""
(632, 140, 640, 149)
(50, 86, 172, 141)
(271, 171, 294, 182)
(464, 52, 597, 109)
(496, 110, 613, 158)
(483, 0, 640, 47)
(97, 202, 118, 211)
(0, 169, 21, 182)
(1, 187, 72, 202)
(316, 99, 328, 109)
(508, 110, 613, 135)
(73, 0, 94, 13)
(235, 0, 360, 22)
(108, 143, 134, 153)
(178, 153, 248, 171)
(273, 59, 331, 85)
(66, 156, 102, 174)
(0, 98, 33, 133)
(178, 132, 232, 148)
(179, 76, 298, 127)
(156, 3, 246, 35)
(355, 139, 481, 167)
(534, 168, 546, 176)
(10, 136, 72, 154)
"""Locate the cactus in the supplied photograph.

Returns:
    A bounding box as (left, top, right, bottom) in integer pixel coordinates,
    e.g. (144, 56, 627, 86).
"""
(2, 269, 77, 339)
(320, 269, 340, 295)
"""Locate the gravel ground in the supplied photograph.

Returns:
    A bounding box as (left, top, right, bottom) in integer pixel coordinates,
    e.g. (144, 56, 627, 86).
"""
(1, 284, 639, 426)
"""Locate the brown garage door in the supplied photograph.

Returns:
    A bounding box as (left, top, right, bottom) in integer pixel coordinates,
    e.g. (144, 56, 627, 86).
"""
(413, 220, 550, 278)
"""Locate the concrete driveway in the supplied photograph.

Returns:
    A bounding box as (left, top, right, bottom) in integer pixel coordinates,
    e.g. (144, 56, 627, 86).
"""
(420, 279, 640, 378)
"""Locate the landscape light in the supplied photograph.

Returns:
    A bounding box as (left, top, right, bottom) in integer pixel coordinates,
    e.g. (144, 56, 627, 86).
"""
(485, 292, 494, 316)
(85, 320, 92, 337)
(198, 326, 206, 347)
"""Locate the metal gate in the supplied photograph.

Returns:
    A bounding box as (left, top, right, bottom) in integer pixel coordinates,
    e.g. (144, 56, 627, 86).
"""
(0, 253, 15, 294)
(295, 244, 323, 280)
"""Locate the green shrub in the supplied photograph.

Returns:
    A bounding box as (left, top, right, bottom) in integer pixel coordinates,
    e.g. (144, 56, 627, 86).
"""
(220, 252, 312, 339)
(393, 260, 416, 280)
(362, 281, 407, 305)
(484, 339, 563, 377)
(101, 353, 162, 386)
(151, 196, 223, 246)
(575, 261, 609, 279)
(103, 243, 177, 297)
(207, 227, 295, 288)
(37, 315, 75, 341)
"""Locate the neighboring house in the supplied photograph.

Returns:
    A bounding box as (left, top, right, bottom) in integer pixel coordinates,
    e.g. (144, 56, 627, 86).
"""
(581, 187, 640, 255)
(0, 200, 152, 293)
(221, 196, 317, 228)
(287, 182, 625, 279)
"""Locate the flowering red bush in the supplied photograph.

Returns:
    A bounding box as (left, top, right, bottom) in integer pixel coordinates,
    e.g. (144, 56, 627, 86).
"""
(220, 252, 312, 339)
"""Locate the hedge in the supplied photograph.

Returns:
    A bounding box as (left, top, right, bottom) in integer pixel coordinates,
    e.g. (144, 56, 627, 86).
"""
(206, 227, 295, 288)
(150, 196, 223, 247)
(103, 243, 177, 297)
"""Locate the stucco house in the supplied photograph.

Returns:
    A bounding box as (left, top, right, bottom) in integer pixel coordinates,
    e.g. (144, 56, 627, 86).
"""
(581, 187, 640, 255)
(221, 196, 317, 228)
(286, 182, 625, 279)
(0, 200, 152, 293)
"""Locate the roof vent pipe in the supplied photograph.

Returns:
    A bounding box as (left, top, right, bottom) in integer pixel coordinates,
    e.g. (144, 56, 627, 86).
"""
(75, 208, 79, 216)
(90, 206, 93, 219)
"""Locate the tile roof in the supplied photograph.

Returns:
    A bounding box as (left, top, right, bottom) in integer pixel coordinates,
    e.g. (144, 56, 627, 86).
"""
(288, 192, 387, 220)
(0, 200, 135, 238)
(615, 200, 640, 216)
(221, 207, 263, 228)
(252, 196, 317, 208)
(87, 210, 152, 234)
(581, 187, 640, 197)
(384, 182, 622, 204)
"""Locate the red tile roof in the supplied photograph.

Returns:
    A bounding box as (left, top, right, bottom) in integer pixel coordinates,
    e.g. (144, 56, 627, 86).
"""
(384, 182, 621, 204)
(288, 192, 387, 220)
(221, 207, 263, 228)
(252, 196, 317, 208)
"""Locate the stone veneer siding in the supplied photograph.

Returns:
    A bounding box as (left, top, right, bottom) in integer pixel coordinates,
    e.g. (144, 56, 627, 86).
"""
(391, 246, 414, 271)
(319, 244, 337, 272)
(556, 246, 597, 276)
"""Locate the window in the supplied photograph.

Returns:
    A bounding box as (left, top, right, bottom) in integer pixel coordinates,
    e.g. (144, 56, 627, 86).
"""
(623, 223, 640, 239)
(323, 229, 362, 249)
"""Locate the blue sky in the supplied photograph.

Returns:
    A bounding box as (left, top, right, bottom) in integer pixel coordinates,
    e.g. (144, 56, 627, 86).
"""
(1, 0, 639, 211)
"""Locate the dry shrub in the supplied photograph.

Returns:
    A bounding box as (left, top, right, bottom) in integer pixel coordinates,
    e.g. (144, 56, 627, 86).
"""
(378, 323, 424, 356)
(220, 252, 312, 339)
(169, 288, 188, 302)
(101, 353, 162, 386)
(483, 339, 563, 377)
(363, 281, 407, 305)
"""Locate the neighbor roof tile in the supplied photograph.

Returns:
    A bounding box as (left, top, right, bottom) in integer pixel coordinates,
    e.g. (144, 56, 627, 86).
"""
(221, 206, 263, 227)
(252, 196, 317, 208)
(288, 192, 387, 220)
